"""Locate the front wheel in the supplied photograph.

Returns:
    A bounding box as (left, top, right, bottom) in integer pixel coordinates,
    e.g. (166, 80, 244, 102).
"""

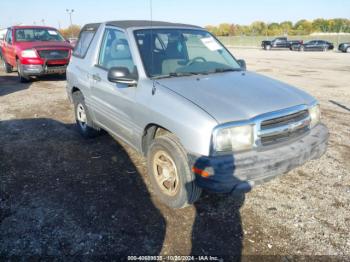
(147, 134, 202, 208)
(265, 45, 271, 50)
(17, 60, 30, 83)
(346, 47, 350, 53)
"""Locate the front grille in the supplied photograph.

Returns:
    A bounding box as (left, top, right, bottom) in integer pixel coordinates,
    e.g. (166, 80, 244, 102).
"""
(261, 110, 309, 130)
(261, 125, 309, 146)
(38, 50, 69, 59)
(260, 109, 310, 146)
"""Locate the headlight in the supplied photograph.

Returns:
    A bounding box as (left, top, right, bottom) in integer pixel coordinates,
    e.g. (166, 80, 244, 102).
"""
(309, 104, 321, 128)
(21, 49, 38, 58)
(213, 125, 254, 152)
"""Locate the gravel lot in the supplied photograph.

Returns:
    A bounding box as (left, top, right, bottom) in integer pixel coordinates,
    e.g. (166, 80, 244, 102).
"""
(0, 49, 349, 258)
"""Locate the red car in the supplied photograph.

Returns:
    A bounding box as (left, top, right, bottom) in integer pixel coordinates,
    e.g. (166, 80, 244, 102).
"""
(1, 26, 72, 82)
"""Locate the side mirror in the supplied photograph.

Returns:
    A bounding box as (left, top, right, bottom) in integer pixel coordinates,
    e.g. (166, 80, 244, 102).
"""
(108, 67, 138, 86)
(237, 59, 246, 71)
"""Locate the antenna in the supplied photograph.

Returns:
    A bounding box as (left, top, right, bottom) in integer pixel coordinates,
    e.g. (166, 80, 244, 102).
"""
(150, 0, 155, 80)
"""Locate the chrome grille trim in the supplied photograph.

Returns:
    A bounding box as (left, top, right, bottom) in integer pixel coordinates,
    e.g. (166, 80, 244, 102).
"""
(260, 110, 309, 130)
(257, 109, 311, 146)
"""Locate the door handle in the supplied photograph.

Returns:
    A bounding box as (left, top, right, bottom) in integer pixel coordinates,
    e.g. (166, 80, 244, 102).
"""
(92, 74, 101, 82)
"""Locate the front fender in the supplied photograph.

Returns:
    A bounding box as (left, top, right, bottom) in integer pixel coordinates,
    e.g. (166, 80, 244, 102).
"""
(137, 81, 218, 157)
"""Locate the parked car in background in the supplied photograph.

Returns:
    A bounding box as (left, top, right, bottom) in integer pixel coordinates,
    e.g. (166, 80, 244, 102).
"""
(261, 37, 302, 50)
(1, 25, 73, 82)
(66, 21, 328, 208)
(338, 42, 350, 53)
(291, 40, 334, 52)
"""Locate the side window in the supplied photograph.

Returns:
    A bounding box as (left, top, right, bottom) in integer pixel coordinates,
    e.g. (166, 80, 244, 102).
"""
(5, 29, 12, 44)
(73, 30, 95, 58)
(98, 28, 135, 72)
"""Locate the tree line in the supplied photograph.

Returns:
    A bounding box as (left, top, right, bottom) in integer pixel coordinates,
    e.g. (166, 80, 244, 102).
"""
(205, 18, 350, 36)
(59, 25, 81, 38)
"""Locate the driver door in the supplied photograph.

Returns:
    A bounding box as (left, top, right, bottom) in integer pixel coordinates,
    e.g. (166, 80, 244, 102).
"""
(89, 27, 137, 145)
(3, 29, 15, 65)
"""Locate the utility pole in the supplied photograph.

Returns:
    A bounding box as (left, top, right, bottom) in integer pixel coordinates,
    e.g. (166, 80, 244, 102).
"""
(337, 25, 343, 47)
(66, 9, 74, 38)
(265, 21, 269, 40)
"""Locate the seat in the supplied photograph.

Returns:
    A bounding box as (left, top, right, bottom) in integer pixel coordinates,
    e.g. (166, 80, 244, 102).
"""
(161, 36, 186, 75)
(162, 59, 184, 75)
(106, 39, 134, 72)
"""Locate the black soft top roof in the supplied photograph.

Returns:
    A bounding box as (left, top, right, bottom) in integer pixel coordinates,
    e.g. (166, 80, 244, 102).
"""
(106, 20, 202, 29)
(80, 21, 202, 34)
(96, 20, 202, 29)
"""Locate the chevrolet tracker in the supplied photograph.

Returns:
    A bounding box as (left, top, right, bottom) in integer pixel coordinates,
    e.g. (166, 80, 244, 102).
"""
(1, 26, 72, 82)
(66, 21, 329, 208)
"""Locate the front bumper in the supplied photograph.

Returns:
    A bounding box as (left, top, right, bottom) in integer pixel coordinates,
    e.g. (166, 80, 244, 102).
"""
(190, 124, 329, 194)
(21, 64, 67, 76)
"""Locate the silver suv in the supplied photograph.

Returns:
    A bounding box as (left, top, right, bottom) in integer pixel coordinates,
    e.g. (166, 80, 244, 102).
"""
(66, 21, 329, 208)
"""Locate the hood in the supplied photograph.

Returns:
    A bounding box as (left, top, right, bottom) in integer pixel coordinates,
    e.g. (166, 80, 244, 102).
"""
(16, 41, 72, 50)
(157, 71, 315, 124)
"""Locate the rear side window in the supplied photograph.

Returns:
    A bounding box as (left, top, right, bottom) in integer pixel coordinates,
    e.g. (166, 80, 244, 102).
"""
(73, 30, 95, 58)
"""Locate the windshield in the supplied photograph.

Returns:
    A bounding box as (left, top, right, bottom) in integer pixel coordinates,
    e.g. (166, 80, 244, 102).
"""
(15, 28, 65, 42)
(134, 29, 241, 78)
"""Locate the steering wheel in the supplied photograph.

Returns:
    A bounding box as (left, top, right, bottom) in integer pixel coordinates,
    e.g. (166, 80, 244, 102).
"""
(187, 56, 207, 66)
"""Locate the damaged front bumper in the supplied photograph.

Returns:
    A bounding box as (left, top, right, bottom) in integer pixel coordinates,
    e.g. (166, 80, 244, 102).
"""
(190, 123, 329, 194)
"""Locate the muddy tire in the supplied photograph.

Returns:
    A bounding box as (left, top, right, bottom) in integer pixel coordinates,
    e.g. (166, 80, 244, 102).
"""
(17, 60, 30, 83)
(147, 133, 202, 208)
(2, 58, 12, 73)
(72, 91, 100, 139)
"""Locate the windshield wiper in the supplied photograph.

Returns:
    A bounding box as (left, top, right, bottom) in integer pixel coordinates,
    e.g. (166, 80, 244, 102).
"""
(213, 68, 242, 73)
(152, 72, 207, 79)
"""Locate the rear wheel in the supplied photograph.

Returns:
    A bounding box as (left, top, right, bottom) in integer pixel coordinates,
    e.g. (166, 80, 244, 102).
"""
(2, 58, 12, 73)
(72, 91, 100, 139)
(17, 60, 30, 83)
(147, 133, 202, 208)
(346, 47, 350, 53)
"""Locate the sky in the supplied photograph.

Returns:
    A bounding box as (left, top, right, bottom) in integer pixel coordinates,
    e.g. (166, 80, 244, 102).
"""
(0, 0, 349, 29)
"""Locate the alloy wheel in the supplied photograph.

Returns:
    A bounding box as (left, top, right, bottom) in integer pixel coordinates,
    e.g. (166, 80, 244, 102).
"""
(152, 150, 179, 196)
